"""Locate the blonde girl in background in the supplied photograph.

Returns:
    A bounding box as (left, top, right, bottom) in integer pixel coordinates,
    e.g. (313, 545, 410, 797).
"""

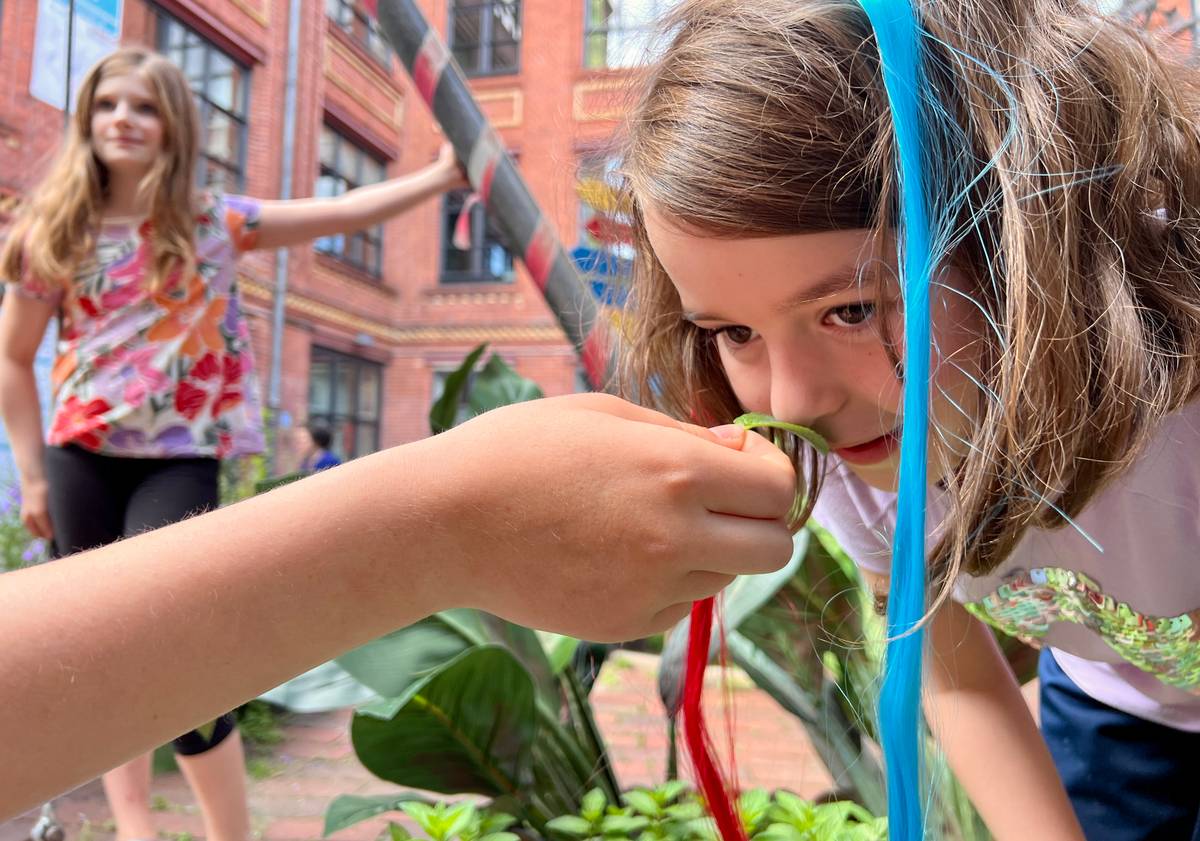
(0, 47, 464, 841)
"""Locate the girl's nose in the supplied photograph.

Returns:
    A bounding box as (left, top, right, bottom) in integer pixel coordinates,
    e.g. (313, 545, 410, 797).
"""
(768, 348, 845, 430)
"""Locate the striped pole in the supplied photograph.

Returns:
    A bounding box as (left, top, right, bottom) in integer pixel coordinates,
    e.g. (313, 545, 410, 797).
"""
(363, 0, 612, 389)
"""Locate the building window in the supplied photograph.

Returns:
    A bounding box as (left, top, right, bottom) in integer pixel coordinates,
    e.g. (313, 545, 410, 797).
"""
(449, 0, 521, 77)
(308, 347, 382, 460)
(583, 0, 680, 69)
(440, 190, 514, 284)
(326, 0, 392, 65)
(315, 125, 387, 277)
(157, 13, 250, 191)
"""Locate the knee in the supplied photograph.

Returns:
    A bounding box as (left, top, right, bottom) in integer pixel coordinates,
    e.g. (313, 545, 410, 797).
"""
(173, 712, 237, 756)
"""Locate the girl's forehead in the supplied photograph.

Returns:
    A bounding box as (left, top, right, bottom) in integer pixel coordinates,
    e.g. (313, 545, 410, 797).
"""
(95, 71, 155, 99)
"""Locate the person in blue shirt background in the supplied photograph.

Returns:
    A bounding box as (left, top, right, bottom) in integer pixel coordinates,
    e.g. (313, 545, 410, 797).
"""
(299, 422, 341, 472)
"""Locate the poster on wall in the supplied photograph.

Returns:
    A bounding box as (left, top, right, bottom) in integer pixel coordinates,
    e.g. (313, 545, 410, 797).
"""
(30, 0, 124, 111)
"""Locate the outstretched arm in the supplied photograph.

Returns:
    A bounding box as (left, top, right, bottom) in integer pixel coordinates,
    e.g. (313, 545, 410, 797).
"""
(892, 574, 1087, 841)
(0, 393, 797, 819)
(253, 143, 468, 250)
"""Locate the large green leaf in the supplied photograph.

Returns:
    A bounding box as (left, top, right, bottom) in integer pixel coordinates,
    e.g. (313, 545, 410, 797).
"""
(430, 343, 489, 434)
(658, 529, 808, 713)
(259, 660, 376, 713)
(467, 354, 543, 415)
(352, 646, 536, 798)
(323, 793, 432, 836)
(337, 609, 558, 709)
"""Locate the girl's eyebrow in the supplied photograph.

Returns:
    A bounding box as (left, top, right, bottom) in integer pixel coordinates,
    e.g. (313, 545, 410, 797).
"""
(681, 265, 863, 323)
(772, 266, 863, 313)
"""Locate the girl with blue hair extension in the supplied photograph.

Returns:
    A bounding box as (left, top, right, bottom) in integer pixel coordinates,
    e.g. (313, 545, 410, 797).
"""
(620, 1, 1200, 838)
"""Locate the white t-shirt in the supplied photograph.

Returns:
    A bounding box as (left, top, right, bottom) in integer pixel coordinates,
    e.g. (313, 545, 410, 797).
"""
(813, 401, 1200, 731)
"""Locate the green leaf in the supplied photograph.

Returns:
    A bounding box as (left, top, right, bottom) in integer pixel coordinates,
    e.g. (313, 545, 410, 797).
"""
(400, 802, 439, 832)
(351, 646, 536, 798)
(751, 822, 806, 841)
(338, 609, 558, 711)
(655, 781, 689, 805)
(622, 790, 661, 818)
(480, 814, 519, 834)
(442, 803, 479, 841)
(546, 634, 582, 675)
(768, 792, 812, 824)
(600, 815, 650, 836)
(733, 413, 829, 453)
(467, 354, 544, 415)
(388, 822, 413, 841)
(581, 789, 609, 822)
(684, 818, 719, 841)
(322, 794, 431, 836)
(478, 834, 521, 841)
(663, 803, 703, 822)
(659, 530, 808, 712)
(430, 343, 489, 433)
(737, 790, 771, 834)
(546, 816, 594, 838)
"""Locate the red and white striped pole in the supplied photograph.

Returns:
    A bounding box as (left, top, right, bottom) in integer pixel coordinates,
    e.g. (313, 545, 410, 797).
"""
(363, 0, 612, 389)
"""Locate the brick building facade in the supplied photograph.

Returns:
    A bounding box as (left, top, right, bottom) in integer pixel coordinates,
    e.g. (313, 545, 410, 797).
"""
(0, 0, 653, 469)
(0, 0, 1195, 471)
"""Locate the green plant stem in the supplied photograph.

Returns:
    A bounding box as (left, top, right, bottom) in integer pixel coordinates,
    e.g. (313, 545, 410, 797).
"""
(726, 632, 886, 815)
(534, 700, 605, 795)
(561, 669, 620, 800)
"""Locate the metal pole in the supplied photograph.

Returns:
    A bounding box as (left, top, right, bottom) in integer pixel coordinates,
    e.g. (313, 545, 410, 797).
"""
(266, 0, 304, 473)
(63, 0, 76, 127)
(370, 0, 612, 388)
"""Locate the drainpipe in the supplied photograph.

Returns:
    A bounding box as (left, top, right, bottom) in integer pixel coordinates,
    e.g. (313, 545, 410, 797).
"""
(64, 0, 76, 127)
(266, 0, 303, 473)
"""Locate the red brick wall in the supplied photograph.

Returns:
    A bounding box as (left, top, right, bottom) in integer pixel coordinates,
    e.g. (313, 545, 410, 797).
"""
(11, 0, 1191, 463)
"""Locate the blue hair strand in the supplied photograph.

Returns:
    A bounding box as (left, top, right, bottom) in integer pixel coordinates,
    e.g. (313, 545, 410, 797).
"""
(855, 2, 933, 839)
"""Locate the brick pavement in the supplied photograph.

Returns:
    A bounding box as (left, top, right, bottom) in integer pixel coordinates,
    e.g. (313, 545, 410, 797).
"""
(1, 652, 835, 841)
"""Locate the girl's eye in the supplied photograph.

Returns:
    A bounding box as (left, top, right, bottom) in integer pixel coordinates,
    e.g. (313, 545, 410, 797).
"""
(95, 98, 115, 111)
(136, 102, 159, 115)
(826, 302, 876, 328)
(715, 325, 756, 347)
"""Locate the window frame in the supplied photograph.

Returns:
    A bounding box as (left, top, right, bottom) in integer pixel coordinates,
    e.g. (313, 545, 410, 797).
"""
(315, 124, 388, 278)
(582, 0, 675, 70)
(439, 189, 516, 285)
(156, 11, 251, 191)
(448, 0, 523, 78)
(325, 0, 392, 65)
(307, 346, 384, 461)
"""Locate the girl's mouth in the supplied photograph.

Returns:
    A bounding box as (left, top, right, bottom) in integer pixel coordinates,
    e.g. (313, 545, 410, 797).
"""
(834, 429, 901, 465)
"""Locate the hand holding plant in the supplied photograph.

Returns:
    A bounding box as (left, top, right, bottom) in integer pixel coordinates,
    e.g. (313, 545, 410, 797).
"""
(422, 392, 797, 641)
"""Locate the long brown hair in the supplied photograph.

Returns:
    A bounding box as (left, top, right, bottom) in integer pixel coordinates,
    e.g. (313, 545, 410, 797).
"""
(620, 0, 1200, 593)
(1, 47, 200, 292)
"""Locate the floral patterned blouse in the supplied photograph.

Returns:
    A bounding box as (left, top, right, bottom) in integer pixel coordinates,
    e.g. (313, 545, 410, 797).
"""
(6, 192, 266, 459)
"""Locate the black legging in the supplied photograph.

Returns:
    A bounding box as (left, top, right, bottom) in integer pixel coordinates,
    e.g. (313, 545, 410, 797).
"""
(44, 444, 236, 756)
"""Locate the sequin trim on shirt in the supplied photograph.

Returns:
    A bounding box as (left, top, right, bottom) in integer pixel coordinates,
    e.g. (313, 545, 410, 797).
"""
(965, 567, 1200, 693)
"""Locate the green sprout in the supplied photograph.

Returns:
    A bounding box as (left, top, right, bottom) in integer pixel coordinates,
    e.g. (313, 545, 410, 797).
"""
(734, 413, 829, 529)
(733, 413, 829, 455)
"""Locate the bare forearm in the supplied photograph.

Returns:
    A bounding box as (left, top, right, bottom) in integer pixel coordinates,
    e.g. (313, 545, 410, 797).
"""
(0, 441, 452, 818)
(334, 166, 452, 230)
(256, 166, 454, 248)
(0, 394, 801, 819)
(0, 359, 47, 485)
(925, 605, 1084, 840)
